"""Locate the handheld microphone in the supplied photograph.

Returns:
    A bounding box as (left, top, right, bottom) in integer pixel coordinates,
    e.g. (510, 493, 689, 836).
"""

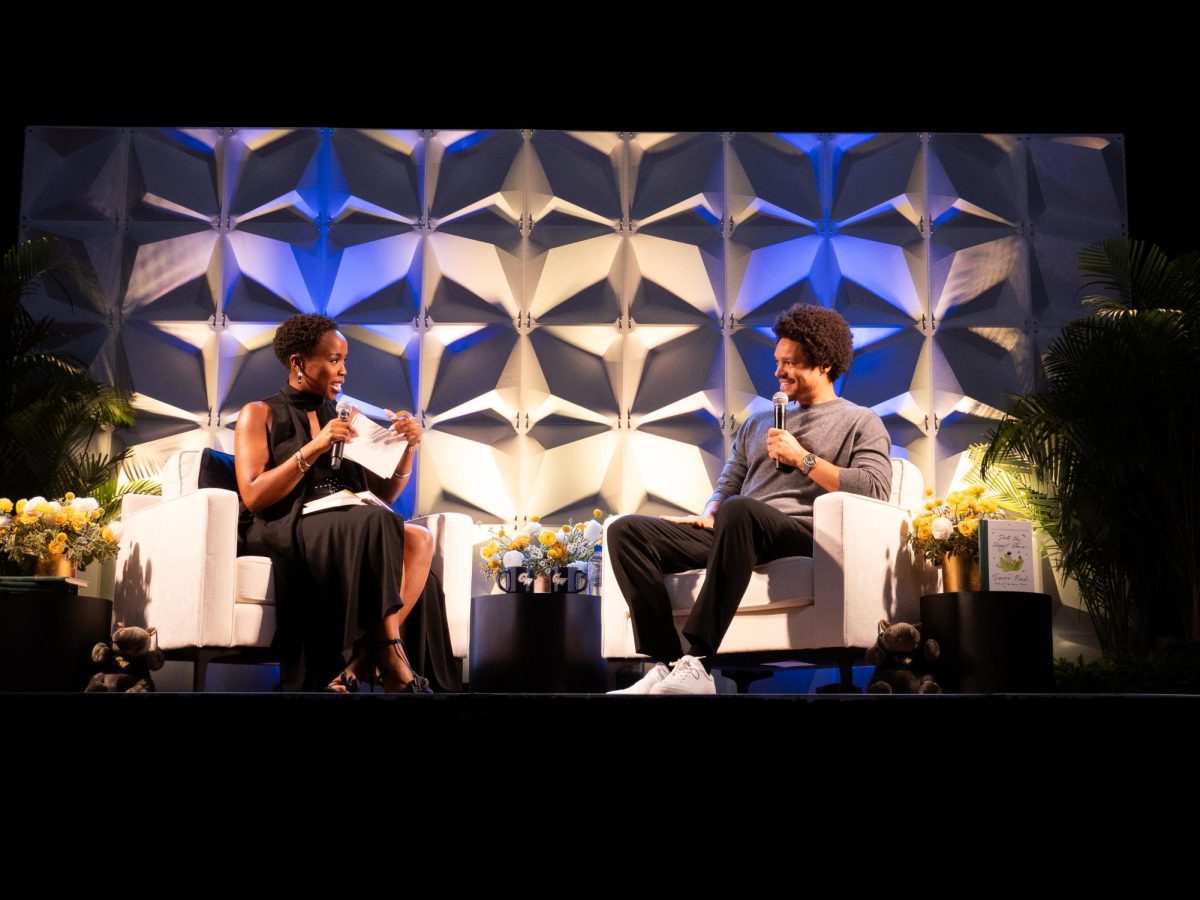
(772, 392, 788, 470)
(331, 398, 351, 470)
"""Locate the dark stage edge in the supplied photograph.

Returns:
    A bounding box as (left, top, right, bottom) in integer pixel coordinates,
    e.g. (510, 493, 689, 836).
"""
(6, 692, 1198, 804)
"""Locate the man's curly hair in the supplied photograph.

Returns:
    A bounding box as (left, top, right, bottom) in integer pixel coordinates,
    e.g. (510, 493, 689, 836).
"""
(273, 314, 340, 366)
(773, 304, 854, 382)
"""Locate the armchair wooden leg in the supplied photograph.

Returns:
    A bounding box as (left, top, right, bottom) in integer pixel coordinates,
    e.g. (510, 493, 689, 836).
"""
(192, 649, 216, 693)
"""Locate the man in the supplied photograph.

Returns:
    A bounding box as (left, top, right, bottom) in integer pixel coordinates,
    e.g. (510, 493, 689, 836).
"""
(607, 303, 893, 694)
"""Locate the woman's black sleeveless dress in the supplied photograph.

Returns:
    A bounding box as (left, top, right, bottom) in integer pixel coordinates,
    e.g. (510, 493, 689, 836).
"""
(241, 385, 460, 692)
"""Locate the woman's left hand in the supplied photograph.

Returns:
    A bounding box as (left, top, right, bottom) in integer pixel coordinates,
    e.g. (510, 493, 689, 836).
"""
(385, 409, 422, 448)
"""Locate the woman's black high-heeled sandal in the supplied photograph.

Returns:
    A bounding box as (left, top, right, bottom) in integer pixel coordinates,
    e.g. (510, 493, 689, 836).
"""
(375, 637, 432, 693)
(325, 670, 360, 693)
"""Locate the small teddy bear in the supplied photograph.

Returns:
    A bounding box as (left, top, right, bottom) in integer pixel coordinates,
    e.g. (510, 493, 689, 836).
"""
(86, 624, 165, 693)
(866, 619, 941, 694)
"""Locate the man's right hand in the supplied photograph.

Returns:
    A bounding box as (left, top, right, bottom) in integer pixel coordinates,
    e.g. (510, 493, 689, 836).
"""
(660, 514, 715, 529)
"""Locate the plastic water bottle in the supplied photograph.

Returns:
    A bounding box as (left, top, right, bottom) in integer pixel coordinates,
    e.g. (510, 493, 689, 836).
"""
(588, 545, 603, 595)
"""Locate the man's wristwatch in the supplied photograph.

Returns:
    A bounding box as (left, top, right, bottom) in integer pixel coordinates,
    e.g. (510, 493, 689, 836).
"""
(800, 452, 818, 475)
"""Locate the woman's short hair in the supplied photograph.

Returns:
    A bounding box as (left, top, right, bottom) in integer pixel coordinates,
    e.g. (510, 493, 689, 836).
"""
(273, 313, 339, 366)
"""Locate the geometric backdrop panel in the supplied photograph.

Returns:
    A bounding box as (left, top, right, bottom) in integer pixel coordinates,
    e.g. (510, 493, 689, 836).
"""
(19, 129, 1127, 520)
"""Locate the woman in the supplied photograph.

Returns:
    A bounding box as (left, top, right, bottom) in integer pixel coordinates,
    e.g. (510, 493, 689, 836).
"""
(234, 313, 443, 692)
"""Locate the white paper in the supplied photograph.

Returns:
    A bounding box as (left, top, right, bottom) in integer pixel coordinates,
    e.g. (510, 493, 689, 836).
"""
(302, 490, 393, 515)
(343, 412, 411, 480)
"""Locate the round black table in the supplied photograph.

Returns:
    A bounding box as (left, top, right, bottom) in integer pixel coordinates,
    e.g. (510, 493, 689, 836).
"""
(468, 592, 606, 693)
(920, 591, 1054, 693)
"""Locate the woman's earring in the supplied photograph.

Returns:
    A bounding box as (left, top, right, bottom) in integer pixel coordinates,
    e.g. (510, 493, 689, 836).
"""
(296, 369, 303, 385)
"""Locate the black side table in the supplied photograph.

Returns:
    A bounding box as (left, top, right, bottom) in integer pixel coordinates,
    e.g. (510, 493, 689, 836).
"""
(469, 592, 606, 693)
(0, 587, 112, 691)
(920, 591, 1054, 693)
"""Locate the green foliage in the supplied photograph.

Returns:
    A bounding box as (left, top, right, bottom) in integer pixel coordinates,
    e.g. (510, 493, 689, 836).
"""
(983, 238, 1200, 656)
(1055, 647, 1200, 694)
(0, 239, 138, 500)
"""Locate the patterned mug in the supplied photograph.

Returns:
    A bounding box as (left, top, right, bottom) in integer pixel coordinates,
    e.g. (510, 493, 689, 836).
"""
(548, 565, 588, 594)
(496, 565, 536, 593)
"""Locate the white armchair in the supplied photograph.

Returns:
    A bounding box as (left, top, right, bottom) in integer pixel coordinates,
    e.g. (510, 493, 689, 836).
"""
(600, 458, 929, 688)
(114, 449, 473, 690)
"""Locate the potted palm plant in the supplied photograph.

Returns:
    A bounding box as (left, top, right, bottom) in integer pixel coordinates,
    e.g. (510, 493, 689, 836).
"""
(0, 238, 156, 689)
(982, 238, 1200, 661)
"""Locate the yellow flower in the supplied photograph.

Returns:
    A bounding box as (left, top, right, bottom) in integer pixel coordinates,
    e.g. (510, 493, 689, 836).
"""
(530, 515, 541, 523)
(593, 508, 603, 518)
(561, 524, 570, 533)
(971, 485, 985, 496)
(575, 523, 586, 532)
(547, 545, 566, 560)
(957, 519, 979, 537)
(981, 500, 998, 514)
(488, 559, 501, 570)
(933, 498, 944, 507)
(0, 499, 11, 514)
(511, 534, 530, 549)
(64, 492, 76, 502)
(90, 509, 103, 520)
(101, 526, 116, 542)
(498, 528, 506, 537)
(15, 499, 26, 514)
(480, 541, 499, 559)
(924, 488, 934, 497)
(918, 525, 932, 540)
(538, 530, 558, 546)
(56, 532, 68, 543)
(54, 511, 68, 526)
(923, 502, 933, 511)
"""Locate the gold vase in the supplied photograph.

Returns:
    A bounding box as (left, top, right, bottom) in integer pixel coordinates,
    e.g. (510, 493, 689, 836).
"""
(35, 551, 75, 578)
(942, 552, 980, 592)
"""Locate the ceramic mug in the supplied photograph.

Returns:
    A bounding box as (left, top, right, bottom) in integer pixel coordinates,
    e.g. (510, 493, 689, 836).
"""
(548, 565, 588, 593)
(496, 565, 536, 593)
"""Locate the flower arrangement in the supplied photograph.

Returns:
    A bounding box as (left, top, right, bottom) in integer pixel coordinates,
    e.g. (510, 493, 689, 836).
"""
(909, 485, 1003, 564)
(0, 492, 123, 570)
(479, 510, 605, 577)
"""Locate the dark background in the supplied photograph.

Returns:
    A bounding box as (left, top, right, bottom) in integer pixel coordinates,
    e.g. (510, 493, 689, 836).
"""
(4, 29, 1191, 268)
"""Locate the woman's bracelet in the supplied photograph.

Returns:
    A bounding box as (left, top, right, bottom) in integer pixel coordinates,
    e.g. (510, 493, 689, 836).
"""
(295, 451, 311, 472)
(392, 470, 411, 480)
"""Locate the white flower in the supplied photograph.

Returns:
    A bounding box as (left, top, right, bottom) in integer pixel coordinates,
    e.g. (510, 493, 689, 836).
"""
(931, 517, 953, 541)
(0, 515, 10, 527)
(583, 519, 603, 544)
(502, 550, 525, 568)
(524, 522, 542, 538)
(72, 497, 100, 513)
(26, 496, 46, 508)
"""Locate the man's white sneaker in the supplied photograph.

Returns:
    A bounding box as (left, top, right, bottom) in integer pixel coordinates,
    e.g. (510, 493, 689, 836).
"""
(648, 655, 716, 695)
(608, 662, 671, 694)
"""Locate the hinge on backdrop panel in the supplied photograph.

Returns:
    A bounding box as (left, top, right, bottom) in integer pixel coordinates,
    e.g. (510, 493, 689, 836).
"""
(721, 215, 734, 239)
(919, 314, 928, 335)
(924, 415, 930, 432)
(934, 414, 941, 432)
(418, 129, 437, 139)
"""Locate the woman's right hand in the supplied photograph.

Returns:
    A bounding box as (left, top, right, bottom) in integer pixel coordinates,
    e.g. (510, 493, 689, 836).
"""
(312, 414, 358, 455)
